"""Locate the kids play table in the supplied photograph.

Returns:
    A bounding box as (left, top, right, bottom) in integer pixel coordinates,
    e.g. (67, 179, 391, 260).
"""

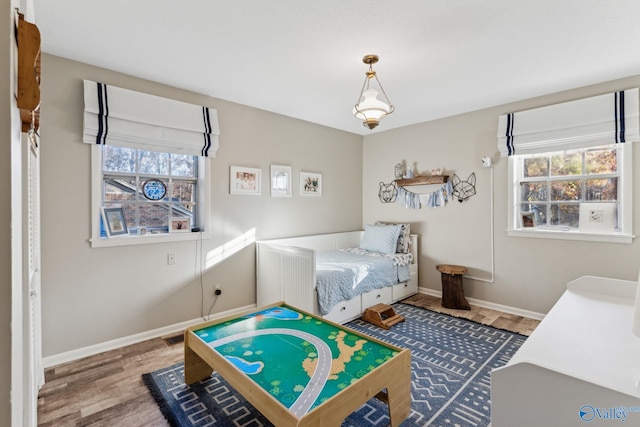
(184, 302, 411, 426)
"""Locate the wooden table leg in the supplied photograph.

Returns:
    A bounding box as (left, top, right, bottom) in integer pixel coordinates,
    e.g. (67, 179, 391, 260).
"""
(184, 337, 213, 384)
(385, 348, 412, 427)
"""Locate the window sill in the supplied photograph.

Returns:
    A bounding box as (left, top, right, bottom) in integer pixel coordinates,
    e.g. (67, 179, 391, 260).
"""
(508, 228, 634, 244)
(90, 231, 211, 248)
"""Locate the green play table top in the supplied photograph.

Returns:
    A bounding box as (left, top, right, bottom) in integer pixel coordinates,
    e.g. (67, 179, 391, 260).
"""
(192, 304, 402, 416)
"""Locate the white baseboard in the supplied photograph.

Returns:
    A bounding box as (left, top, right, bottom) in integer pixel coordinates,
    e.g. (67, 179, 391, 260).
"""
(42, 304, 256, 368)
(44, 292, 545, 369)
(417, 287, 546, 321)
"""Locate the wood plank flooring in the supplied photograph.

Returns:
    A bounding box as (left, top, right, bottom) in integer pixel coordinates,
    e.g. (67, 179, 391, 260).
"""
(401, 293, 540, 336)
(38, 336, 182, 427)
(37, 296, 540, 426)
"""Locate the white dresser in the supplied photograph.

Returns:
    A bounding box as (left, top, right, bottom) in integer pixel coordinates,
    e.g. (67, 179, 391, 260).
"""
(492, 276, 640, 426)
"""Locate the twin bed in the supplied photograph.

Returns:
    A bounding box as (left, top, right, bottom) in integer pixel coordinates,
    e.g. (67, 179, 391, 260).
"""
(256, 223, 418, 324)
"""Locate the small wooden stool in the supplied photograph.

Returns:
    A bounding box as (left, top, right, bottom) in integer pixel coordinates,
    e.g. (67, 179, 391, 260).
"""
(436, 264, 470, 310)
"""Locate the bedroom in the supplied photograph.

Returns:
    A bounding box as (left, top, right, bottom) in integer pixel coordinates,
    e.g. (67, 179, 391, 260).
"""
(3, 1, 640, 426)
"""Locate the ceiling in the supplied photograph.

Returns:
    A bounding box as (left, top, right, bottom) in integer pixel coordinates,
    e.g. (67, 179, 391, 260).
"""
(34, 0, 640, 136)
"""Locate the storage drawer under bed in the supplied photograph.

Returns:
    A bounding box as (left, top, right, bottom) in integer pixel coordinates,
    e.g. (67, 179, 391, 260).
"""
(362, 286, 393, 309)
(322, 296, 361, 323)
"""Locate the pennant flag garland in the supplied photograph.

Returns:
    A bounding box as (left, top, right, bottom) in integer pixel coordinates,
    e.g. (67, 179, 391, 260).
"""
(396, 186, 421, 209)
(396, 180, 454, 209)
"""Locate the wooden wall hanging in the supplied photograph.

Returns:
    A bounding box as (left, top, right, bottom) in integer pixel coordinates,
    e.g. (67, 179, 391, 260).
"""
(16, 12, 41, 132)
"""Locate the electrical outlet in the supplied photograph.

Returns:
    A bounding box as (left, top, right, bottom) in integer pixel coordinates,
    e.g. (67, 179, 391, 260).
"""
(167, 252, 176, 265)
(214, 285, 222, 296)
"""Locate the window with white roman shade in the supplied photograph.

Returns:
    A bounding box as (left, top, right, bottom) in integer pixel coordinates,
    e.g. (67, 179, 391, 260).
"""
(83, 80, 220, 157)
(498, 89, 638, 243)
(84, 81, 216, 247)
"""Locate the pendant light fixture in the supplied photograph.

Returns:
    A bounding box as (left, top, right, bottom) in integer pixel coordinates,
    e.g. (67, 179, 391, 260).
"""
(353, 54, 394, 130)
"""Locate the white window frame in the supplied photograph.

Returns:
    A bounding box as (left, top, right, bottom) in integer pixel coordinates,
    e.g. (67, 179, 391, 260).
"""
(507, 143, 633, 244)
(90, 145, 211, 248)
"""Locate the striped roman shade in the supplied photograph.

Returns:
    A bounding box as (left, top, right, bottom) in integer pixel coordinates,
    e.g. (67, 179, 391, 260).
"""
(497, 88, 640, 157)
(83, 80, 220, 157)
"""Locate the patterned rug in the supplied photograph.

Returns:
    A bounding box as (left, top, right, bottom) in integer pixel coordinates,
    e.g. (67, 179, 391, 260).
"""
(143, 303, 526, 426)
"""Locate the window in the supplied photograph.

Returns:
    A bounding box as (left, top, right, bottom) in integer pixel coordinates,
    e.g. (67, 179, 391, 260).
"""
(82, 80, 218, 247)
(91, 145, 210, 247)
(103, 145, 198, 234)
(499, 89, 638, 243)
(508, 143, 632, 243)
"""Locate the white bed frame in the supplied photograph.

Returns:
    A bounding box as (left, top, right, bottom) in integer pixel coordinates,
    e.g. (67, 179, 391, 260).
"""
(491, 275, 640, 426)
(256, 231, 418, 324)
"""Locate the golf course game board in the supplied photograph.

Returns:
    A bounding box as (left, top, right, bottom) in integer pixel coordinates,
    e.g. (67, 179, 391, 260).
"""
(184, 302, 411, 427)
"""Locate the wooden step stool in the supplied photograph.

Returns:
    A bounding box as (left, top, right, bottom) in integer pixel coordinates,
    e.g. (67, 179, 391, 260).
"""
(362, 303, 405, 329)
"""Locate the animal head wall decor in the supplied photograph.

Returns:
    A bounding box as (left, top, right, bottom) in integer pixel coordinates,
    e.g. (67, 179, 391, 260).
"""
(451, 173, 476, 202)
(378, 181, 398, 203)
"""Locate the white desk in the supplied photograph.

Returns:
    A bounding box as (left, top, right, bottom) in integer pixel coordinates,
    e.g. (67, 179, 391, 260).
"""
(492, 276, 640, 426)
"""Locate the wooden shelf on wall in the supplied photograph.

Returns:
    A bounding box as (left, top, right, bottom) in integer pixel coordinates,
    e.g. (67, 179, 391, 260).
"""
(394, 175, 449, 186)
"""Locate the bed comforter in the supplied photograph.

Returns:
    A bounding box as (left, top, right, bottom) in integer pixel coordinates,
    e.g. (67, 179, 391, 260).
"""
(315, 248, 412, 315)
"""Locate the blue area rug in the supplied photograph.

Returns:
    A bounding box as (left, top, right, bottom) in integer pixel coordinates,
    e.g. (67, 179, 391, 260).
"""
(143, 303, 526, 426)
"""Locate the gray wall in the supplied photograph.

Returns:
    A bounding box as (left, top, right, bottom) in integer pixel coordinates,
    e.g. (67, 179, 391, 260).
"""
(363, 75, 640, 315)
(40, 52, 640, 358)
(40, 54, 363, 357)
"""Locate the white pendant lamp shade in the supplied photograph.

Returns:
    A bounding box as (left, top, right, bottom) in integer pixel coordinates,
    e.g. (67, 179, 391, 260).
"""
(354, 89, 393, 123)
(354, 55, 394, 130)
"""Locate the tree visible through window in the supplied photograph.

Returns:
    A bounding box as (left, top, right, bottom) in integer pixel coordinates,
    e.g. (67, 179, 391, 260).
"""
(517, 145, 619, 229)
(101, 145, 198, 235)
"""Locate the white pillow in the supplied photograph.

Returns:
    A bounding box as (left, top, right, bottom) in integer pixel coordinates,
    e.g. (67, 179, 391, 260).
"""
(360, 224, 402, 254)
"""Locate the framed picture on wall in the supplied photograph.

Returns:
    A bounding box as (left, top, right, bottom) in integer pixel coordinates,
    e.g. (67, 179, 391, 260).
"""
(101, 207, 129, 237)
(270, 165, 292, 197)
(520, 211, 536, 228)
(170, 218, 191, 233)
(578, 202, 616, 233)
(230, 166, 261, 195)
(300, 171, 322, 196)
